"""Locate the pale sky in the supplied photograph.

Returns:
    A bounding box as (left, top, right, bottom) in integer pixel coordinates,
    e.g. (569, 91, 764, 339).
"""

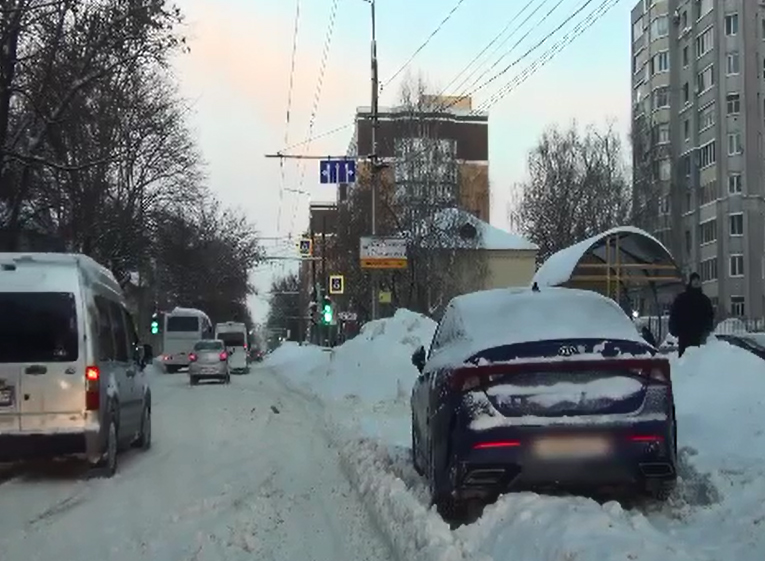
(171, 0, 635, 323)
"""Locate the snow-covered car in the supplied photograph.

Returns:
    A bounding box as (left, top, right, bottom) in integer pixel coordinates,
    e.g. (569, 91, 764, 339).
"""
(409, 286, 677, 518)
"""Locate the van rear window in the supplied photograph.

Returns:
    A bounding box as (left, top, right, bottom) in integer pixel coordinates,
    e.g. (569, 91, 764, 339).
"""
(0, 292, 79, 363)
(166, 316, 199, 332)
(218, 332, 245, 347)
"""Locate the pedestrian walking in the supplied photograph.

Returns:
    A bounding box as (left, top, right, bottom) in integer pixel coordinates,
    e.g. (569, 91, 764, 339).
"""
(668, 272, 714, 357)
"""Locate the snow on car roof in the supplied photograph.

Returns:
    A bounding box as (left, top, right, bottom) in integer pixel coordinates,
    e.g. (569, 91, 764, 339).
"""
(429, 286, 645, 367)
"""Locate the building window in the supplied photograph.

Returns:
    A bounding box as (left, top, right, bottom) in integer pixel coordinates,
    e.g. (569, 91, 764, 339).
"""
(656, 123, 670, 144)
(659, 194, 670, 215)
(651, 51, 669, 74)
(725, 14, 739, 36)
(728, 132, 742, 155)
(695, 0, 713, 21)
(729, 254, 744, 277)
(633, 16, 644, 42)
(698, 140, 716, 168)
(651, 16, 668, 37)
(728, 173, 742, 194)
(698, 103, 715, 131)
(695, 27, 714, 57)
(726, 93, 740, 114)
(683, 82, 690, 104)
(699, 180, 718, 205)
(684, 229, 692, 254)
(729, 213, 744, 236)
(652, 87, 669, 110)
(682, 46, 689, 67)
(726, 52, 740, 75)
(696, 64, 715, 92)
(658, 159, 671, 180)
(699, 219, 717, 244)
(684, 119, 690, 140)
(700, 257, 718, 282)
(730, 296, 745, 317)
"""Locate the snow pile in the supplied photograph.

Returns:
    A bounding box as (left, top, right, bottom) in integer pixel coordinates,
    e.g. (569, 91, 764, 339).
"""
(268, 316, 765, 561)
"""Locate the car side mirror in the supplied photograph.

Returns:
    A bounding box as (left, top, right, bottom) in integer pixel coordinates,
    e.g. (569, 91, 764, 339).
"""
(411, 345, 426, 373)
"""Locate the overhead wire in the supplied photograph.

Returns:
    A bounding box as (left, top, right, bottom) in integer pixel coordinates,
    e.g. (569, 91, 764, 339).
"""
(288, 0, 341, 238)
(381, 0, 470, 90)
(276, 0, 302, 237)
(476, 0, 621, 113)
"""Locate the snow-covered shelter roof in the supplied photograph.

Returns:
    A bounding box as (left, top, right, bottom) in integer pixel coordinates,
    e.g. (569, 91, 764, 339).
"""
(532, 226, 683, 292)
(416, 208, 538, 251)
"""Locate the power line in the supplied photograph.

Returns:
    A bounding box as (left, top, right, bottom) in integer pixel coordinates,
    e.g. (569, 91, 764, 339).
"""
(381, 0, 470, 90)
(276, 0, 302, 234)
(442, 0, 553, 103)
(477, 0, 622, 113)
(432, 0, 539, 101)
(468, 0, 599, 98)
(289, 0, 341, 237)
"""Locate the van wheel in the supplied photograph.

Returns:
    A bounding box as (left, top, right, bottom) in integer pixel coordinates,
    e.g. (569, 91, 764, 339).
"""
(93, 415, 118, 478)
(134, 405, 152, 450)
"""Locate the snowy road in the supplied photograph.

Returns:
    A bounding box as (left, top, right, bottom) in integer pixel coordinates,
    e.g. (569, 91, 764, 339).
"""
(0, 365, 394, 561)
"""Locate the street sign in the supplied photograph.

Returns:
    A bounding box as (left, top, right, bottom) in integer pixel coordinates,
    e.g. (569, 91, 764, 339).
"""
(329, 274, 344, 295)
(359, 236, 407, 269)
(299, 237, 312, 256)
(338, 311, 357, 321)
(319, 159, 356, 184)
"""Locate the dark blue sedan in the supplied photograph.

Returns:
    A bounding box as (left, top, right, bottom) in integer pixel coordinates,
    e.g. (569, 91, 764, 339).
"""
(410, 287, 677, 519)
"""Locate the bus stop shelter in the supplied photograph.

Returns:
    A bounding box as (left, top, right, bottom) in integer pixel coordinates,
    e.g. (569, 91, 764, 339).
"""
(532, 226, 685, 327)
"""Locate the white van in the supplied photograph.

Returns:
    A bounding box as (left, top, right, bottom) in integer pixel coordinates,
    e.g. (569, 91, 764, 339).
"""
(0, 253, 153, 476)
(162, 307, 212, 373)
(214, 321, 249, 374)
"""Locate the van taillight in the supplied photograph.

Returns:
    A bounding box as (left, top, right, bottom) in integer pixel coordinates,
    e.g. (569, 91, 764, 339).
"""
(219, 352, 228, 361)
(85, 365, 100, 411)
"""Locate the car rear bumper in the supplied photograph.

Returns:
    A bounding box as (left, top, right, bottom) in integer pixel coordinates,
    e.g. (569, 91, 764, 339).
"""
(0, 426, 101, 462)
(189, 364, 228, 378)
(449, 423, 676, 499)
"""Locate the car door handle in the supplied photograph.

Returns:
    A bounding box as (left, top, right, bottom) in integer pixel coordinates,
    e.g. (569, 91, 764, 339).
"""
(25, 365, 47, 375)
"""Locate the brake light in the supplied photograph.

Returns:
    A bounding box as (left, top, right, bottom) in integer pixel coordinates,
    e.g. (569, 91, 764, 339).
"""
(631, 435, 663, 442)
(189, 353, 197, 362)
(85, 365, 100, 410)
(474, 440, 521, 449)
(219, 352, 228, 361)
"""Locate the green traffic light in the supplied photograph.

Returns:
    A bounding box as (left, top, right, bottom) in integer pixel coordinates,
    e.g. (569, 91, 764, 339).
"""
(322, 305, 332, 323)
(151, 321, 159, 334)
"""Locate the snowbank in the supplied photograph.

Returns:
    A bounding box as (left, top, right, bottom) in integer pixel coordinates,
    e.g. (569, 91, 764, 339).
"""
(267, 313, 765, 561)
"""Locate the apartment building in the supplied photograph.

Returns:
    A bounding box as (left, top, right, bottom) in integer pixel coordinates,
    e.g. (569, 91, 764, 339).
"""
(631, 0, 765, 318)
(343, 95, 490, 222)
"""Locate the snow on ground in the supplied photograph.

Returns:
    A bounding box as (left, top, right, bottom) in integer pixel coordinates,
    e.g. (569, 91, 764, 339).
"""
(267, 311, 765, 561)
(0, 363, 394, 561)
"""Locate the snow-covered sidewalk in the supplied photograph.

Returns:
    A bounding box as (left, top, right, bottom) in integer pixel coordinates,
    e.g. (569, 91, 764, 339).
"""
(267, 309, 765, 561)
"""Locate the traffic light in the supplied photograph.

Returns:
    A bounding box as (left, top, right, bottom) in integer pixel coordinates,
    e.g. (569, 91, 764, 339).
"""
(322, 298, 333, 324)
(150, 313, 160, 335)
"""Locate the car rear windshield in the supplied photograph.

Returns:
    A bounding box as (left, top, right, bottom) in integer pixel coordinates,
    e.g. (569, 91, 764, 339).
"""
(0, 292, 79, 363)
(194, 340, 224, 351)
(167, 316, 199, 332)
(218, 332, 245, 347)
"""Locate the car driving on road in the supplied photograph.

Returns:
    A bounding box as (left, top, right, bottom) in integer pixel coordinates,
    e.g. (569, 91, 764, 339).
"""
(189, 339, 231, 385)
(410, 286, 677, 518)
(0, 253, 153, 477)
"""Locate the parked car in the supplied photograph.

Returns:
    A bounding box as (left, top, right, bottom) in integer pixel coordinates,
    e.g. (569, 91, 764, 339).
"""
(188, 339, 231, 385)
(715, 333, 765, 361)
(410, 286, 677, 518)
(0, 253, 153, 477)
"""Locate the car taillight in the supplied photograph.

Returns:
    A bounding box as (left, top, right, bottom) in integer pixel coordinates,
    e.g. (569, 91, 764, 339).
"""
(85, 365, 100, 410)
(219, 352, 228, 361)
(473, 440, 521, 450)
(189, 353, 197, 362)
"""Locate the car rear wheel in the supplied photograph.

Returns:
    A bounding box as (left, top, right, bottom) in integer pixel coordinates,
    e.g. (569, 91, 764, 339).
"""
(134, 404, 152, 450)
(92, 413, 118, 478)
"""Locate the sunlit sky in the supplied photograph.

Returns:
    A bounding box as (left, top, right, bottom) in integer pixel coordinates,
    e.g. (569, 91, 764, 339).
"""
(171, 0, 635, 323)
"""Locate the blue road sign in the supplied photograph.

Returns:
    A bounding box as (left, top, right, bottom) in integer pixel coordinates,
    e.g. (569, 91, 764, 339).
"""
(299, 238, 312, 256)
(319, 159, 356, 184)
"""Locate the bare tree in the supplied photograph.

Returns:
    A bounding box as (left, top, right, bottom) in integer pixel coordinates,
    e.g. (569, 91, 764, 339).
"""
(511, 122, 632, 262)
(266, 272, 302, 342)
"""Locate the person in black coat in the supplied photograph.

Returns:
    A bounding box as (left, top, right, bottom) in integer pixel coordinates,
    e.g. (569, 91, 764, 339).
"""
(668, 272, 715, 357)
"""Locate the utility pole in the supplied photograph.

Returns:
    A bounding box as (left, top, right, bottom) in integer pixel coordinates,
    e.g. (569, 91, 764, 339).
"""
(321, 214, 327, 345)
(368, 0, 380, 321)
(310, 226, 317, 344)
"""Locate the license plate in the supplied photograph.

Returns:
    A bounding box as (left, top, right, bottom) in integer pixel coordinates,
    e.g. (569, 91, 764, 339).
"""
(0, 387, 14, 408)
(202, 368, 218, 374)
(533, 436, 611, 459)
